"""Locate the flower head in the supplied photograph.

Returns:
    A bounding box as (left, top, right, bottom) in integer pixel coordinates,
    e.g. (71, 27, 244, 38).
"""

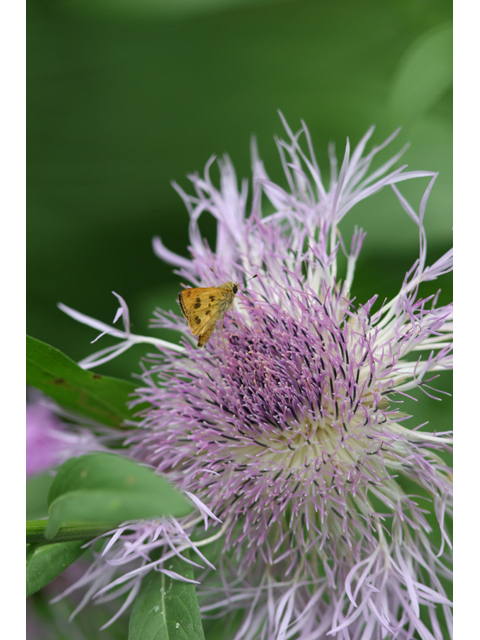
(61, 118, 452, 639)
(26, 392, 117, 477)
(26, 400, 66, 477)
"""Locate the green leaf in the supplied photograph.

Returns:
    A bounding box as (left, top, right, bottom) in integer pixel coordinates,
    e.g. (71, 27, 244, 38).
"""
(129, 549, 205, 640)
(26, 540, 86, 597)
(26, 335, 146, 428)
(389, 22, 452, 124)
(45, 453, 192, 539)
(27, 473, 53, 520)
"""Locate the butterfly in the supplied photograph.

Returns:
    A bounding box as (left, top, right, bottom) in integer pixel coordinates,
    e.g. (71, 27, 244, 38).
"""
(178, 281, 239, 347)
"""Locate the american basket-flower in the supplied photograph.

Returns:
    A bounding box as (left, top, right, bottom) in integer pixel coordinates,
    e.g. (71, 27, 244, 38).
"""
(59, 117, 453, 640)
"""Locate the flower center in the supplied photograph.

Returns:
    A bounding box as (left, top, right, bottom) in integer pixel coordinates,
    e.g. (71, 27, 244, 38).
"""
(229, 413, 374, 480)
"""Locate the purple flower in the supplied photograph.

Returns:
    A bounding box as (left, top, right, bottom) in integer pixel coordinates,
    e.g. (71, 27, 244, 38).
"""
(26, 401, 66, 477)
(26, 393, 113, 477)
(61, 118, 452, 639)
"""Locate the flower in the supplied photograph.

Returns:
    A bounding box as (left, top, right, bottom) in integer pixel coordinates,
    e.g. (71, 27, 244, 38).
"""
(61, 117, 452, 639)
(26, 391, 116, 477)
(26, 400, 66, 477)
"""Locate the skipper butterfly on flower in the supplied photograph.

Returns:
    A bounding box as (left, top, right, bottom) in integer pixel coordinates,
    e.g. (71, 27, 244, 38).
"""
(178, 276, 257, 347)
(178, 281, 239, 347)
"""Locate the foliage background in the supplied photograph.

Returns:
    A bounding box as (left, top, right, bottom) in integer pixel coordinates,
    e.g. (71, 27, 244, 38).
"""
(27, 0, 452, 635)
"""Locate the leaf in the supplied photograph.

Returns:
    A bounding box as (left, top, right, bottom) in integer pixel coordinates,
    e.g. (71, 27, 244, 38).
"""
(389, 22, 452, 124)
(26, 473, 53, 520)
(45, 453, 192, 539)
(26, 335, 146, 428)
(26, 540, 86, 597)
(129, 549, 205, 640)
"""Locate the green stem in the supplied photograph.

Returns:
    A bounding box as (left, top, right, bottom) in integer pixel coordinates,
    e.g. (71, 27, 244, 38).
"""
(26, 519, 113, 545)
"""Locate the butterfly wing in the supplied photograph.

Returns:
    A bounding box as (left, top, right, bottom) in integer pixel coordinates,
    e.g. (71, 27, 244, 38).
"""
(178, 283, 236, 347)
(197, 311, 225, 347)
(178, 287, 217, 334)
(177, 287, 207, 323)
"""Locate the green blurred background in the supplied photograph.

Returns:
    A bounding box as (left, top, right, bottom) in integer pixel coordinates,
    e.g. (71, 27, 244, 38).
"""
(28, 0, 452, 383)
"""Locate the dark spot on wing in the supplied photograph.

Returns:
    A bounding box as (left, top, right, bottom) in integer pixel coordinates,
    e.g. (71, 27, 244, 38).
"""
(209, 296, 216, 301)
(194, 302, 201, 309)
(195, 317, 201, 325)
(205, 310, 210, 315)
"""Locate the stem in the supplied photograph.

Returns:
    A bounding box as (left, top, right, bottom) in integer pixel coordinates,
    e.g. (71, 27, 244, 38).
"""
(192, 518, 231, 548)
(26, 519, 114, 545)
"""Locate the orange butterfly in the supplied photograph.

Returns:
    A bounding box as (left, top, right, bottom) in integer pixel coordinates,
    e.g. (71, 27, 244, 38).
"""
(178, 281, 239, 347)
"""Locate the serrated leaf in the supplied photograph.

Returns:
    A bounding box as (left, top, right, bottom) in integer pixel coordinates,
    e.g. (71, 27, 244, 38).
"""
(129, 549, 205, 640)
(26, 540, 86, 597)
(389, 22, 452, 124)
(45, 453, 192, 538)
(27, 335, 146, 428)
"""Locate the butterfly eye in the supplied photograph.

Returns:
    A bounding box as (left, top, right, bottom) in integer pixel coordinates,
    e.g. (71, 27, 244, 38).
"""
(232, 284, 238, 294)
